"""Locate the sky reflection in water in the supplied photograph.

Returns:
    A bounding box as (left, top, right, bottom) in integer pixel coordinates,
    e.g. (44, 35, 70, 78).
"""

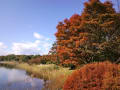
(0, 67, 44, 90)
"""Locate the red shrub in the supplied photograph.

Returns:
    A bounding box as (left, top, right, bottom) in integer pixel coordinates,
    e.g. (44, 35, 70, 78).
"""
(63, 61, 120, 90)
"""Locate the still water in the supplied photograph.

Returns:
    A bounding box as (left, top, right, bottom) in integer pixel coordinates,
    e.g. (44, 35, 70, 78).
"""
(0, 67, 44, 90)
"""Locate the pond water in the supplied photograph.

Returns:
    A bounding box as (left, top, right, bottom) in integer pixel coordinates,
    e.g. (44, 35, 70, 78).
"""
(0, 67, 44, 90)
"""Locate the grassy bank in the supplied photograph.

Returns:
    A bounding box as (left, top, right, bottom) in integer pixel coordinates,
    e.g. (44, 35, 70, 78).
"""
(0, 61, 73, 90)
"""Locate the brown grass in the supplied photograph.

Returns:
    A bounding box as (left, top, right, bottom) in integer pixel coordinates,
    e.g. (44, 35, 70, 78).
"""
(0, 61, 73, 90)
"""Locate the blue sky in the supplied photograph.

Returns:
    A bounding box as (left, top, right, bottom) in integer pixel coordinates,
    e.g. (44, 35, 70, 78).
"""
(0, 0, 118, 55)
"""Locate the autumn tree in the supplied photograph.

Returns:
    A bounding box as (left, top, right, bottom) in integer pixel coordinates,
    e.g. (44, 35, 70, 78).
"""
(55, 0, 120, 66)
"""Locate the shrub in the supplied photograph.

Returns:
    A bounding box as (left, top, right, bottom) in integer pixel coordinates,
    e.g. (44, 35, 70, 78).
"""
(63, 61, 120, 90)
(28, 58, 47, 64)
(28, 55, 59, 65)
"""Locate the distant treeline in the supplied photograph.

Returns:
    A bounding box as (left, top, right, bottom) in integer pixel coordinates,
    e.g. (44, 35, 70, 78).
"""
(0, 54, 59, 64)
(0, 54, 40, 62)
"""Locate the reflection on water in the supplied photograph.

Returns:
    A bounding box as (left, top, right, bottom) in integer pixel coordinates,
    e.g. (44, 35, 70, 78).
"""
(0, 67, 44, 90)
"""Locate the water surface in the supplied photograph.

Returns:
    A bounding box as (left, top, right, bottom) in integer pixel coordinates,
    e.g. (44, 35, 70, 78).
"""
(0, 67, 44, 90)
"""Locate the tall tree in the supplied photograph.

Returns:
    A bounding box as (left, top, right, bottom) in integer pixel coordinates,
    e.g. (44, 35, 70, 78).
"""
(55, 0, 120, 66)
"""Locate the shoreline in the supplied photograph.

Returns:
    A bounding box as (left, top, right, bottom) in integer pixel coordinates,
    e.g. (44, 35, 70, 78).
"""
(0, 61, 73, 90)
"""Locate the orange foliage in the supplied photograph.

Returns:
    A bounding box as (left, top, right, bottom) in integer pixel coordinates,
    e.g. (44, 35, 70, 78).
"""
(63, 61, 120, 90)
(55, 0, 120, 65)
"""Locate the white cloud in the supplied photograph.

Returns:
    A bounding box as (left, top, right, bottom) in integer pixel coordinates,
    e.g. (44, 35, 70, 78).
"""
(0, 33, 53, 55)
(9, 33, 53, 55)
(0, 42, 7, 49)
(33, 32, 43, 39)
(10, 42, 41, 55)
(33, 32, 50, 40)
(0, 42, 8, 55)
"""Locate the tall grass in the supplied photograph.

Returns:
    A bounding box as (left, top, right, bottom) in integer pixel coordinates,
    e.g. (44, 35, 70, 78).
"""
(0, 61, 73, 90)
